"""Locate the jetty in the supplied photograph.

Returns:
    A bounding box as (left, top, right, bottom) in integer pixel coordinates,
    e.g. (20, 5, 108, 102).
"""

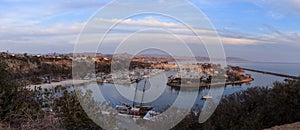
(229, 66, 300, 79)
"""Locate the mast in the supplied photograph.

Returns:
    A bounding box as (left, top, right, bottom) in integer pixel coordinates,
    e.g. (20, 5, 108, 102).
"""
(140, 79, 147, 107)
(132, 79, 140, 107)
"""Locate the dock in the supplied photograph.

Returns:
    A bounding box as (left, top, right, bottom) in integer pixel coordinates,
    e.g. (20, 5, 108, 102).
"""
(229, 66, 300, 79)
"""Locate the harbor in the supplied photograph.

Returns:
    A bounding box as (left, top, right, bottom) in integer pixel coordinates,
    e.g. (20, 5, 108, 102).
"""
(23, 61, 297, 119)
(20, 61, 298, 128)
(79, 62, 292, 113)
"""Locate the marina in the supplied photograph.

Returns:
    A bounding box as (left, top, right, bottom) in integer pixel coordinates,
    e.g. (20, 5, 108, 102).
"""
(77, 62, 292, 112)
(25, 62, 298, 119)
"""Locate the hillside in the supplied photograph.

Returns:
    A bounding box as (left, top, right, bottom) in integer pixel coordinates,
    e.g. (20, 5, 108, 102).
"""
(265, 122, 300, 130)
(0, 53, 72, 83)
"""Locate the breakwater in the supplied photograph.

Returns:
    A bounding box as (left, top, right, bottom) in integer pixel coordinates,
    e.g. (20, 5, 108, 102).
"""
(229, 66, 300, 79)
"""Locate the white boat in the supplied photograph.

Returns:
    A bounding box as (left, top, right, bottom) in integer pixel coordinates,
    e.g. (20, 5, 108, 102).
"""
(143, 110, 159, 121)
(202, 95, 212, 99)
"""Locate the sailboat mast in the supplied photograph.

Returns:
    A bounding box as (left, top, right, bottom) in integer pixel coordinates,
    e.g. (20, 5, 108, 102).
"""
(132, 80, 139, 107)
(140, 79, 147, 106)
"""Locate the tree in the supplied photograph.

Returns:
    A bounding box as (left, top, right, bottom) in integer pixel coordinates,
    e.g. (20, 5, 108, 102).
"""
(0, 61, 17, 120)
(202, 80, 300, 129)
(0, 60, 49, 129)
(171, 79, 300, 130)
(53, 89, 103, 130)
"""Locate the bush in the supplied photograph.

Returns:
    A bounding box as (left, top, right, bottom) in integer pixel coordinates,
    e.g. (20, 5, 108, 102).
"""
(202, 80, 300, 130)
(172, 80, 300, 130)
(0, 61, 48, 129)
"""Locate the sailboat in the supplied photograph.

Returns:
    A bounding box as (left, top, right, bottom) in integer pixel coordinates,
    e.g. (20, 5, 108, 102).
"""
(116, 78, 154, 117)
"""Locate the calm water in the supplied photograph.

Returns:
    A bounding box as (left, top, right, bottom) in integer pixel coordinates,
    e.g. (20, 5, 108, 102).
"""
(79, 62, 300, 111)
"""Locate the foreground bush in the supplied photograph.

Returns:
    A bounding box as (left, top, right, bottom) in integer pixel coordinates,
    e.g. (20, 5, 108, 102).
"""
(174, 79, 300, 129)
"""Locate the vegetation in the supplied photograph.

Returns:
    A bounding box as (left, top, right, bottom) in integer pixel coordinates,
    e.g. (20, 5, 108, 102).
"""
(0, 60, 49, 129)
(53, 89, 103, 130)
(0, 60, 104, 129)
(172, 79, 300, 130)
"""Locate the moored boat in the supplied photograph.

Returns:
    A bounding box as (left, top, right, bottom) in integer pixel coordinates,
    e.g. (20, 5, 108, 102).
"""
(202, 95, 212, 99)
(115, 78, 156, 118)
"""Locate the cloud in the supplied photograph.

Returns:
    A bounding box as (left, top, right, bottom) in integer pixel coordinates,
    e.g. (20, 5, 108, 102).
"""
(219, 25, 300, 46)
(221, 37, 260, 45)
(248, 0, 300, 18)
(95, 17, 181, 28)
(1, 0, 299, 62)
(197, 0, 300, 18)
(2, 16, 300, 54)
(56, 1, 107, 10)
(0, 22, 84, 38)
(0, 22, 85, 54)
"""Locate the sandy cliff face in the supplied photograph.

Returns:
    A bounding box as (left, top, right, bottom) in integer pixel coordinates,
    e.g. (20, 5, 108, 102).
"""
(5, 58, 38, 74)
(1, 55, 72, 77)
(265, 122, 300, 130)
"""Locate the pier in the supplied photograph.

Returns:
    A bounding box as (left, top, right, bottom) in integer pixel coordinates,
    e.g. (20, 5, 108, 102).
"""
(229, 66, 300, 79)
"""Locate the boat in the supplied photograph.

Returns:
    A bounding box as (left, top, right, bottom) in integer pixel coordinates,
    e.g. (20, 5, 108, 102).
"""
(116, 78, 155, 117)
(202, 95, 212, 99)
(143, 110, 160, 121)
(118, 102, 153, 116)
(115, 105, 130, 114)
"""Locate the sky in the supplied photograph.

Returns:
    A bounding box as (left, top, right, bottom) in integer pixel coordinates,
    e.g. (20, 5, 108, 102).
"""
(0, 0, 300, 63)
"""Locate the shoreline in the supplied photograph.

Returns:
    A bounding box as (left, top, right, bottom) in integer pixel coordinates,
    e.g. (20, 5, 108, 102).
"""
(26, 79, 94, 90)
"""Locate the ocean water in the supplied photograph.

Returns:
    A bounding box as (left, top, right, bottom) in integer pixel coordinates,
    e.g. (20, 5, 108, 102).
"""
(229, 62, 300, 76)
(79, 62, 300, 111)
